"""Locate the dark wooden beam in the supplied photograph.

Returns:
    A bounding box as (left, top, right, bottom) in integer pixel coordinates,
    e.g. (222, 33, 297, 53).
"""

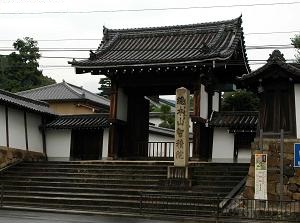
(24, 112, 28, 151)
(41, 116, 47, 160)
(108, 79, 119, 159)
(5, 105, 9, 147)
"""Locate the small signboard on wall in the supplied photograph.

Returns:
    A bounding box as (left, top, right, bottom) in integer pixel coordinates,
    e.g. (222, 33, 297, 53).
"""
(294, 143, 300, 167)
(254, 153, 268, 200)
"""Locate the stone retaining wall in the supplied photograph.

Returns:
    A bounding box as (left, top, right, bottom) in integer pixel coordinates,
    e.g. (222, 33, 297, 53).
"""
(0, 146, 46, 169)
(243, 138, 300, 201)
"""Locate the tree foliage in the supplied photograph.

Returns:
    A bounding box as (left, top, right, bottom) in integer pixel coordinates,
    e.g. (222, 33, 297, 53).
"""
(158, 104, 175, 129)
(291, 34, 300, 62)
(0, 37, 55, 92)
(98, 77, 111, 98)
(222, 90, 259, 111)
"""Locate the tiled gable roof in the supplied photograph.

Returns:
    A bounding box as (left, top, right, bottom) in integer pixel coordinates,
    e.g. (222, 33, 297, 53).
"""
(238, 50, 300, 83)
(209, 111, 258, 131)
(0, 89, 54, 114)
(17, 81, 110, 107)
(70, 17, 248, 68)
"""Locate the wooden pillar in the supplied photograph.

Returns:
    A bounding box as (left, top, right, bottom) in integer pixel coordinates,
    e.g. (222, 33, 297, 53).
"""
(41, 116, 47, 160)
(205, 82, 215, 161)
(108, 79, 118, 159)
(192, 86, 201, 159)
(24, 112, 28, 151)
(126, 94, 149, 158)
(5, 105, 9, 147)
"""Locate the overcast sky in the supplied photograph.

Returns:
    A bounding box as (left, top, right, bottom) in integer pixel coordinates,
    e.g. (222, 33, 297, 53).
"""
(0, 0, 299, 93)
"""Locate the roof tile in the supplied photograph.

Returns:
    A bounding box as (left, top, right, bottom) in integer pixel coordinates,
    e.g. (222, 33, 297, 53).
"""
(70, 17, 248, 68)
(46, 114, 110, 129)
(0, 89, 54, 114)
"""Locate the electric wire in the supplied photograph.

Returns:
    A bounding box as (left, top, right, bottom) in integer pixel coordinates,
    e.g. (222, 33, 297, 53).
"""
(1, 1, 300, 15)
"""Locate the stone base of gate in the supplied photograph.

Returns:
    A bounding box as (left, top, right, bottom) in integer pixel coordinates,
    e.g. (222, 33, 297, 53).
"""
(159, 166, 192, 189)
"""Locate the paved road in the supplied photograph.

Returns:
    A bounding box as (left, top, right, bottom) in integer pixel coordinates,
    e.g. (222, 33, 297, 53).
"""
(0, 210, 199, 223)
(0, 209, 279, 223)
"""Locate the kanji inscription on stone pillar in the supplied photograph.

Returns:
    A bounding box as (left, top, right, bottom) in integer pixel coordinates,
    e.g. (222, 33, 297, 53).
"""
(174, 87, 190, 167)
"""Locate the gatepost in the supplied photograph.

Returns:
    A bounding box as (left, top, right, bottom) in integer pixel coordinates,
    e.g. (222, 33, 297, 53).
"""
(174, 87, 190, 167)
(166, 87, 191, 188)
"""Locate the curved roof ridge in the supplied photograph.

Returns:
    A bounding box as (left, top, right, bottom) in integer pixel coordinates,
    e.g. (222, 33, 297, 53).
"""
(17, 82, 61, 95)
(238, 50, 300, 81)
(70, 16, 248, 73)
(106, 16, 241, 34)
(66, 82, 110, 104)
(63, 81, 85, 98)
(0, 88, 49, 107)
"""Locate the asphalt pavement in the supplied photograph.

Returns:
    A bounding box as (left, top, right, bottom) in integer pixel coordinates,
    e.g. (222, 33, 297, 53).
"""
(0, 209, 199, 223)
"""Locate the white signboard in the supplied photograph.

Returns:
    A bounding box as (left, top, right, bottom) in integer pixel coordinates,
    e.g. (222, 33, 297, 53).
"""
(254, 153, 268, 200)
(174, 87, 190, 167)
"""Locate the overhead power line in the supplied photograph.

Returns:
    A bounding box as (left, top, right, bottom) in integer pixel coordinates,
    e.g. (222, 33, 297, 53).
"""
(1, 1, 300, 15)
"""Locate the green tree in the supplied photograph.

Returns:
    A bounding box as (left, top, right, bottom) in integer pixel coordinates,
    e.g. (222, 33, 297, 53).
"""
(158, 104, 175, 129)
(222, 90, 259, 111)
(0, 37, 55, 92)
(291, 34, 300, 62)
(98, 77, 111, 98)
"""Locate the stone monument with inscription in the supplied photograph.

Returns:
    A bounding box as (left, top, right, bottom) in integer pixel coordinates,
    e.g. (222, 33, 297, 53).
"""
(165, 87, 191, 186)
(174, 87, 190, 167)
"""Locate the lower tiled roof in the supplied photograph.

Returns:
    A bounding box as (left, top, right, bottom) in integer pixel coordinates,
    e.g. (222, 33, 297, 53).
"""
(209, 111, 258, 131)
(0, 89, 54, 115)
(46, 114, 110, 129)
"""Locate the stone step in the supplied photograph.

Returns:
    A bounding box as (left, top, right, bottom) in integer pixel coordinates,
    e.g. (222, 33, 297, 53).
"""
(0, 175, 160, 185)
(3, 171, 166, 179)
(0, 161, 249, 216)
(0, 179, 160, 190)
(9, 166, 167, 174)
(191, 166, 249, 171)
(192, 180, 242, 187)
(3, 190, 140, 200)
(4, 195, 139, 207)
(192, 175, 246, 181)
(192, 171, 248, 177)
(3, 190, 223, 206)
(3, 196, 218, 214)
(3, 194, 217, 212)
(3, 201, 216, 216)
(18, 162, 169, 169)
(22, 161, 172, 165)
(3, 201, 140, 214)
(2, 185, 227, 197)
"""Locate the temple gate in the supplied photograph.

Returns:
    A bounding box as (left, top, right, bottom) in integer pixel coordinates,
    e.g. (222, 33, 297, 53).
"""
(70, 16, 249, 160)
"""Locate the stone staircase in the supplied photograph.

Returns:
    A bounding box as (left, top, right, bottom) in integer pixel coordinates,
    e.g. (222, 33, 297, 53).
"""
(0, 161, 249, 216)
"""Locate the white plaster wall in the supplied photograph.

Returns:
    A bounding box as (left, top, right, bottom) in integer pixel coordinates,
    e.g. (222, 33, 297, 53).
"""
(212, 128, 235, 162)
(117, 88, 128, 121)
(8, 108, 26, 150)
(149, 132, 174, 142)
(188, 118, 193, 133)
(150, 117, 193, 133)
(295, 84, 300, 138)
(148, 132, 192, 157)
(212, 92, 219, 112)
(149, 117, 161, 127)
(27, 112, 43, 153)
(149, 132, 174, 157)
(238, 148, 251, 163)
(200, 84, 208, 119)
(102, 128, 109, 159)
(46, 129, 71, 161)
(0, 105, 6, 147)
